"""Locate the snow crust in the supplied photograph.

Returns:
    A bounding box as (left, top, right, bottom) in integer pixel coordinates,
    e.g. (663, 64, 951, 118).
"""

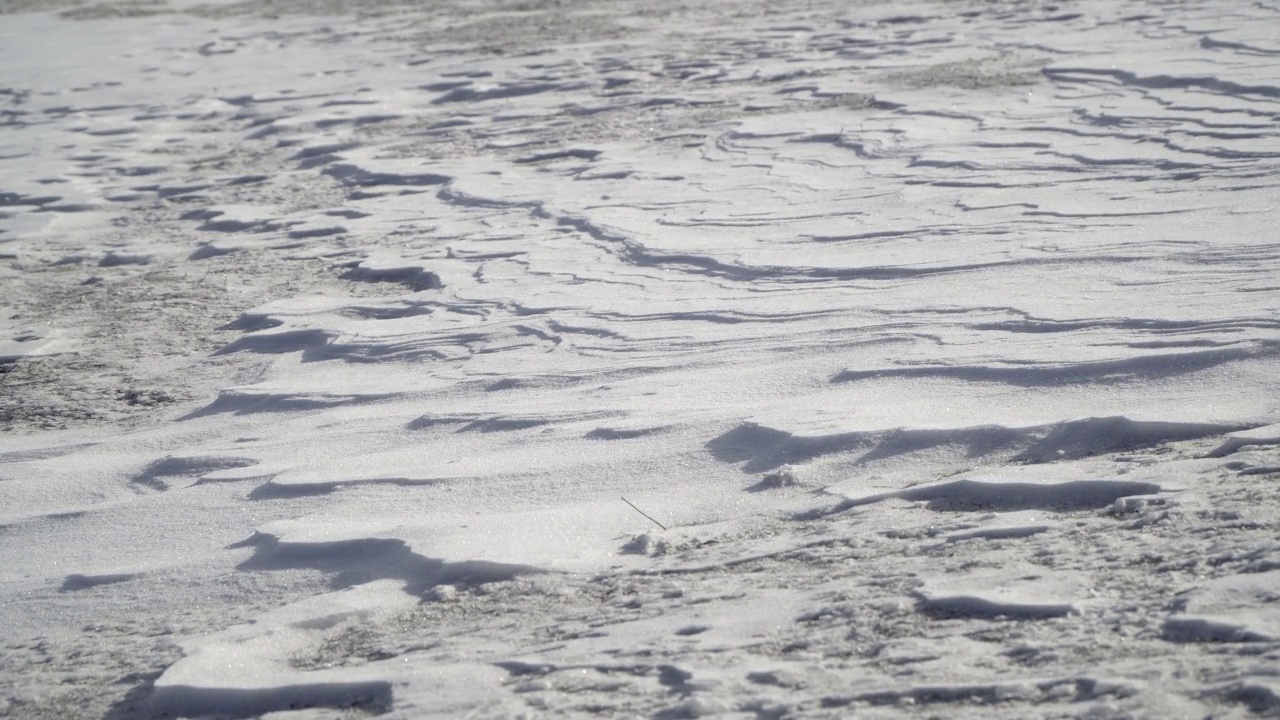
(2, 0, 1279, 718)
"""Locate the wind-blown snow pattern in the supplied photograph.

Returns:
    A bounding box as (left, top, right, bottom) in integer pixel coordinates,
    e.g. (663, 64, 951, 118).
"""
(1, 0, 1279, 717)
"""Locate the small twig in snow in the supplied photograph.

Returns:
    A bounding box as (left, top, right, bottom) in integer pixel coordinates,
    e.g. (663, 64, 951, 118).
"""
(621, 496, 667, 531)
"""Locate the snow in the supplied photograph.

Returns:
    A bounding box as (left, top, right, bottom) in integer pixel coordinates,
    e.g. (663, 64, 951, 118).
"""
(1, 0, 1279, 718)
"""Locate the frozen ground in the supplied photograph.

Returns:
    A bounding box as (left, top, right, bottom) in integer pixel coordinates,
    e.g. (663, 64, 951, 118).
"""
(1, 0, 1279, 717)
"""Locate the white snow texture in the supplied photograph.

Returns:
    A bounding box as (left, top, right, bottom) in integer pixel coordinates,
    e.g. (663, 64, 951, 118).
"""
(1, 0, 1279, 718)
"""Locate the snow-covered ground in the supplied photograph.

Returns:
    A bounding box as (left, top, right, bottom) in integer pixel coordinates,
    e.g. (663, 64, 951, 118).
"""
(2, 0, 1279, 717)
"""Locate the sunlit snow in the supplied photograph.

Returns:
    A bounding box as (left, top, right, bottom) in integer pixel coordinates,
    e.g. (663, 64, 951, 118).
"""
(2, 0, 1279, 717)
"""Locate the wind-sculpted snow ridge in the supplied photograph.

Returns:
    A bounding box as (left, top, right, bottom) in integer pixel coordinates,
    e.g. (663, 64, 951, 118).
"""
(2, 0, 1280, 718)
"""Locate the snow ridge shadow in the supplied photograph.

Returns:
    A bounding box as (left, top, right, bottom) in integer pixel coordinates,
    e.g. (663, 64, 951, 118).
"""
(145, 682, 393, 720)
(802, 478, 1164, 519)
(832, 342, 1280, 387)
(228, 531, 542, 594)
(707, 416, 1241, 473)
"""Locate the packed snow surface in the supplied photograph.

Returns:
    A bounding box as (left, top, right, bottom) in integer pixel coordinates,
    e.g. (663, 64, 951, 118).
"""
(2, 0, 1279, 717)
